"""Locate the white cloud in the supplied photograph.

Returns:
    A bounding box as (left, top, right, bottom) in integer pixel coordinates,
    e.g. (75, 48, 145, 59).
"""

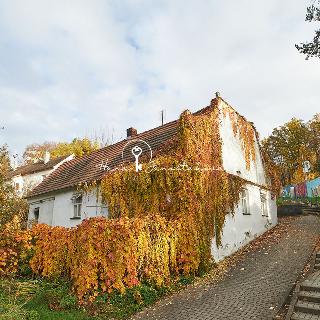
(0, 0, 319, 156)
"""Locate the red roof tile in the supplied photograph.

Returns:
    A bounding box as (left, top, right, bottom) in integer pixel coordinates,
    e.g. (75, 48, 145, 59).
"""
(8, 155, 69, 178)
(28, 120, 179, 198)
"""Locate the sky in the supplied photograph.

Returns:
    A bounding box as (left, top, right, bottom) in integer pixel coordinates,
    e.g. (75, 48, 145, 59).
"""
(0, 0, 319, 158)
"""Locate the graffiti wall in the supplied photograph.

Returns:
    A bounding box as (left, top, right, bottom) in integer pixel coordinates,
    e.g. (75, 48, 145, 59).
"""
(282, 177, 320, 199)
(307, 177, 320, 198)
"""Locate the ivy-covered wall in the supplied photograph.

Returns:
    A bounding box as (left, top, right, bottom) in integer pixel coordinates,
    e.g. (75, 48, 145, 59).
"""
(1, 96, 279, 303)
(99, 96, 278, 272)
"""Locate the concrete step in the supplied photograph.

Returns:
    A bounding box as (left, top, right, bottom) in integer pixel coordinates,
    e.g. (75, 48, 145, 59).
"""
(298, 291, 320, 303)
(295, 301, 320, 315)
(291, 311, 320, 319)
(301, 283, 320, 293)
(303, 209, 320, 214)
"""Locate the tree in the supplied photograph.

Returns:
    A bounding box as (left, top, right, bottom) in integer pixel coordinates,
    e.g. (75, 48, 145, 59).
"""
(296, 0, 320, 59)
(0, 145, 28, 230)
(262, 115, 320, 186)
(23, 138, 100, 164)
(50, 138, 100, 159)
(308, 113, 320, 171)
(23, 141, 57, 164)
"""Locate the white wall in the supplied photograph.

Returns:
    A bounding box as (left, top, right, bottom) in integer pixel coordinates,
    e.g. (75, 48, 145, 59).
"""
(218, 100, 266, 185)
(12, 155, 74, 197)
(27, 187, 108, 228)
(211, 100, 277, 261)
(28, 196, 55, 225)
(211, 184, 277, 262)
(12, 169, 52, 196)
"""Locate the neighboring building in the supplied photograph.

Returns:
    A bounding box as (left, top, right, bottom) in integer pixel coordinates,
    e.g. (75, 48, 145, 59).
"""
(27, 95, 277, 261)
(8, 153, 73, 197)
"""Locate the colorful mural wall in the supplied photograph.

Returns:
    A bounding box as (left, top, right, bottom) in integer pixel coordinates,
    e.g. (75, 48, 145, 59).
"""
(282, 176, 320, 199)
(307, 177, 320, 198)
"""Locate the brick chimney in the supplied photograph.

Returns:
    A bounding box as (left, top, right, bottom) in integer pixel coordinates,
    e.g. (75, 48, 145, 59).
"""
(127, 127, 137, 138)
(44, 151, 50, 164)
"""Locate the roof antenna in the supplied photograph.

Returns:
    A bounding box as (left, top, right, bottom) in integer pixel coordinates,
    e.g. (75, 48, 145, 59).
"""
(161, 110, 165, 126)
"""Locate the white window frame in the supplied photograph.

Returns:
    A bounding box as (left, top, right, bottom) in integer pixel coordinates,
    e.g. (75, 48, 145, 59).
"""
(260, 191, 268, 217)
(71, 194, 82, 218)
(241, 188, 250, 215)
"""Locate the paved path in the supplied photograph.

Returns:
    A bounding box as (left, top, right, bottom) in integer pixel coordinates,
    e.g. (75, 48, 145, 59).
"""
(132, 215, 320, 320)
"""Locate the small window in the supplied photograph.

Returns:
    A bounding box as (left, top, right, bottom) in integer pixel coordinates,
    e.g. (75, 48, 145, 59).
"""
(34, 207, 39, 223)
(261, 192, 268, 217)
(71, 194, 82, 218)
(15, 182, 20, 191)
(241, 189, 250, 215)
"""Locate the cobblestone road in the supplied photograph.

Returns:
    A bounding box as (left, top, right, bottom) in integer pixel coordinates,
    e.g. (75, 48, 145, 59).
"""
(132, 215, 320, 320)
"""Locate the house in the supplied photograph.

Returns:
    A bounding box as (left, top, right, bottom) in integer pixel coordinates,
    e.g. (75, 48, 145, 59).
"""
(27, 95, 277, 261)
(8, 153, 73, 197)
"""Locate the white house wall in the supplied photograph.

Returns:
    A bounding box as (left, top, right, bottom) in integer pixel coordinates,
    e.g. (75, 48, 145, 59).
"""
(12, 155, 74, 197)
(218, 100, 266, 185)
(12, 169, 52, 196)
(212, 100, 277, 261)
(211, 184, 277, 262)
(28, 187, 108, 228)
(28, 196, 54, 225)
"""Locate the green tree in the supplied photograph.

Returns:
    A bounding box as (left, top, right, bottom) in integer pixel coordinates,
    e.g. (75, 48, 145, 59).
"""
(296, 1, 320, 59)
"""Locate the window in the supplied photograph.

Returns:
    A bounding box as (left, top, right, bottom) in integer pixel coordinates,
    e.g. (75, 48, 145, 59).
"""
(15, 182, 20, 191)
(71, 194, 82, 218)
(260, 192, 268, 217)
(241, 189, 250, 215)
(34, 207, 39, 223)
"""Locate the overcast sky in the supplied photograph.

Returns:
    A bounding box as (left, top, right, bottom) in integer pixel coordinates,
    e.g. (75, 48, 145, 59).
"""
(0, 0, 319, 157)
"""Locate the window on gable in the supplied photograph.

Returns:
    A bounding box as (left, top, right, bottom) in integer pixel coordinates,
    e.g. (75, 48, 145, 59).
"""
(241, 188, 250, 215)
(71, 194, 82, 218)
(260, 191, 268, 217)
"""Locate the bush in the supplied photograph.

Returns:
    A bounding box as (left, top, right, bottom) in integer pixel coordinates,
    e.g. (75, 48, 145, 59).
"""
(0, 215, 202, 302)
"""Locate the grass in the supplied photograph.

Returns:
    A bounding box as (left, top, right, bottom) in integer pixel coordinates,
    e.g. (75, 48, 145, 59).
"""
(0, 278, 90, 320)
(0, 275, 196, 320)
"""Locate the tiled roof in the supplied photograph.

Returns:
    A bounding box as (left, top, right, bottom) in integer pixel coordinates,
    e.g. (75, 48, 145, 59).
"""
(28, 120, 179, 198)
(27, 96, 240, 199)
(8, 155, 69, 178)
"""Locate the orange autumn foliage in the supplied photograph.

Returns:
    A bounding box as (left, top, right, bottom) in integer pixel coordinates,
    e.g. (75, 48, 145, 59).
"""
(0, 215, 201, 302)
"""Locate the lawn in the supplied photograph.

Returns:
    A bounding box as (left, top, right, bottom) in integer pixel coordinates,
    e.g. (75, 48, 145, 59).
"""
(0, 276, 191, 320)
